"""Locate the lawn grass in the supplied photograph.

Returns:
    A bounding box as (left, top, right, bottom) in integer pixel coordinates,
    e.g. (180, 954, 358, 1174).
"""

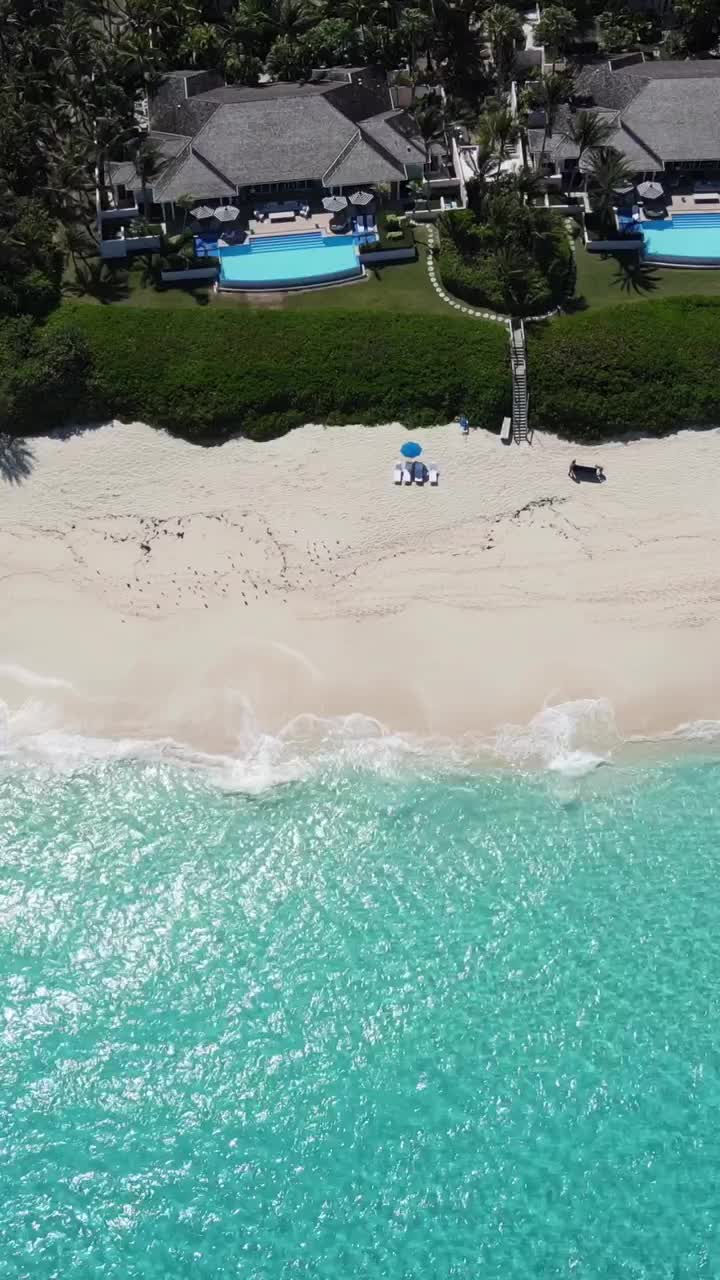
(61, 229, 452, 317)
(572, 244, 720, 311)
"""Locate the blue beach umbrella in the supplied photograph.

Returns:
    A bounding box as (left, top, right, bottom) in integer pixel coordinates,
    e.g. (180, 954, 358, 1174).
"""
(401, 441, 423, 458)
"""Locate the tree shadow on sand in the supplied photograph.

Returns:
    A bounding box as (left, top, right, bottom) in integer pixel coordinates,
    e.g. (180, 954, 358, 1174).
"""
(0, 434, 35, 484)
(611, 256, 660, 295)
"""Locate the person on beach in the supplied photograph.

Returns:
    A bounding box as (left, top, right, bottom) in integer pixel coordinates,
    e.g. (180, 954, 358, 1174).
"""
(459, 415, 470, 438)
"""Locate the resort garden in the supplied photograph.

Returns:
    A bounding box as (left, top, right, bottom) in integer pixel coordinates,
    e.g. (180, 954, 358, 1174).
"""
(437, 175, 575, 317)
(3, 0, 720, 442)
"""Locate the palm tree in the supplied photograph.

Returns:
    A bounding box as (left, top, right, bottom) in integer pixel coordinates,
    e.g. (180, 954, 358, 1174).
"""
(175, 192, 196, 231)
(269, 0, 315, 40)
(133, 138, 163, 218)
(476, 107, 519, 178)
(512, 166, 545, 204)
(586, 147, 635, 230)
(224, 0, 272, 58)
(562, 110, 616, 190)
(59, 220, 95, 274)
(179, 21, 221, 67)
(340, 0, 379, 45)
(534, 72, 568, 172)
(398, 7, 433, 77)
(413, 101, 446, 182)
(482, 5, 523, 92)
(266, 33, 313, 80)
(533, 4, 577, 72)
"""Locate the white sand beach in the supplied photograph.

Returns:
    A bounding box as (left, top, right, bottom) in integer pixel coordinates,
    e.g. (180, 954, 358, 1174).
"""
(1, 420, 719, 755)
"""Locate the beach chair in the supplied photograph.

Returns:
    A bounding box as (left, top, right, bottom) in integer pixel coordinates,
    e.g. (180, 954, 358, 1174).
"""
(569, 460, 605, 483)
(393, 462, 403, 484)
(500, 416, 512, 444)
(413, 462, 426, 485)
(428, 464, 439, 485)
(403, 466, 413, 485)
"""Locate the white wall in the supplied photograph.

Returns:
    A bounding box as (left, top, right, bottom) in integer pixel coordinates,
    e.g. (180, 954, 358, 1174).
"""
(100, 206, 140, 222)
(100, 233, 161, 260)
(161, 267, 218, 281)
(359, 247, 416, 263)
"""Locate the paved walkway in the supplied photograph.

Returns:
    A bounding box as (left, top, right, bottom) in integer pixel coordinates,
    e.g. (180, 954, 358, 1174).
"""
(421, 225, 558, 327)
(423, 227, 510, 327)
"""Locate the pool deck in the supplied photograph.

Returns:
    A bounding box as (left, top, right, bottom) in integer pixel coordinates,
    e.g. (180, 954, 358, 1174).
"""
(638, 197, 720, 222)
(248, 212, 336, 238)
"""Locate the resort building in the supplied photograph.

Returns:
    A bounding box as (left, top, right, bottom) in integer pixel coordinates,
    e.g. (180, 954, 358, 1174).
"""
(107, 66, 428, 221)
(527, 56, 720, 184)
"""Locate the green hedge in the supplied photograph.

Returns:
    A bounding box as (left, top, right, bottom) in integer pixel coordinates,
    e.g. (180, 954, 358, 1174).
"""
(38, 305, 509, 440)
(528, 297, 720, 439)
(0, 317, 90, 432)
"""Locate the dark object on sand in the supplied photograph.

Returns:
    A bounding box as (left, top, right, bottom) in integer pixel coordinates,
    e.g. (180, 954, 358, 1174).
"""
(569, 460, 605, 483)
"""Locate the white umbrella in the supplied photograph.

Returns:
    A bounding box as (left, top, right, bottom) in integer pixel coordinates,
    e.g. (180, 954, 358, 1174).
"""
(348, 190, 374, 207)
(191, 205, 214, 219)
(637, 181, 664, 201)
(215, 205, 239, 223)
(322, 195, 348, 213)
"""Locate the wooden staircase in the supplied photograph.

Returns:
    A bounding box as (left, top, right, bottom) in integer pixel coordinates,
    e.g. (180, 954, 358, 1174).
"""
(510, 319, 529, 444)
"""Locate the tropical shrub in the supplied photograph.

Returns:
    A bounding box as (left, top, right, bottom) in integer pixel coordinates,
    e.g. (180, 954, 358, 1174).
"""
(0, 317, 90, 432)
(528, 298, 720, 439)
(33, 306, 510, 440)
(0, 198, 62, 319)
(438, 177, 574, 315)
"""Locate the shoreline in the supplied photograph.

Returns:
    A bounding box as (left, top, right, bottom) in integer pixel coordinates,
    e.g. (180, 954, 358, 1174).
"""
(1, 420, 719, 767)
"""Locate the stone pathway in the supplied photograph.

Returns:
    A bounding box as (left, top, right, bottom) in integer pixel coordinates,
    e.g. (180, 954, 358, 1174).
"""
(424, 226, 510, 327)
(422, 225, 559, 327)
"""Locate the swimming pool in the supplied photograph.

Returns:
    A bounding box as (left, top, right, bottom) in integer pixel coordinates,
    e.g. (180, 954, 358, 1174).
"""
(215, 231, 364, 289)
(640, 212, 720, 263)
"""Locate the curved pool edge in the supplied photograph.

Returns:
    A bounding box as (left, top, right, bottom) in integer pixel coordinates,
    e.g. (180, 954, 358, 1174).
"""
(642, 252, 720, 269)
(216, 263, 367, 293)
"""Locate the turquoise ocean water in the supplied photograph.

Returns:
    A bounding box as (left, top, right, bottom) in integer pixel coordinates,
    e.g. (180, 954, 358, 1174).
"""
(2, 720, 720, 1278)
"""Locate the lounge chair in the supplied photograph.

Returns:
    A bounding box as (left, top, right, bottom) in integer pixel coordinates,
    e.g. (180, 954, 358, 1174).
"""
(569, 460, 605, 483)
(428, 464, 439, 485)
(403, 466, 413, 485)
(393, 462, 403, 484)
(413, 461, 426, 485)
(500, 416, 512, 444)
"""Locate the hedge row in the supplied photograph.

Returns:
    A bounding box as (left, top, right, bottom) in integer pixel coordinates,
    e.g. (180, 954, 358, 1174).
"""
(528, 297, 720, 439)
(35, 305, 510, 440)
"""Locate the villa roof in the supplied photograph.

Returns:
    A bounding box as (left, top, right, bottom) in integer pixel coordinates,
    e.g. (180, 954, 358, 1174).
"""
(108, 132, 190, 191)
(571, 59, 720, 168)
(153, 144, 238, 201)
(323, 134, 404, 187)
(620, 77, 720, 162)
(146, 66, 419, 201)
(361, 111, 425, 167)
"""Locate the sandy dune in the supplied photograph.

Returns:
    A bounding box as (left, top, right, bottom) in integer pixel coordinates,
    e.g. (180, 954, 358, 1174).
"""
(1, 420, 719, 753)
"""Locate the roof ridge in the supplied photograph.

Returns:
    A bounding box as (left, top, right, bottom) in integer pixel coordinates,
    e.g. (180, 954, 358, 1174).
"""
(189, 141, 235, 189)
(358, 122, 409, 175)
(322, 129, 361, 185)
(152, 140, 192, 196)
(618, 114, 664, 167)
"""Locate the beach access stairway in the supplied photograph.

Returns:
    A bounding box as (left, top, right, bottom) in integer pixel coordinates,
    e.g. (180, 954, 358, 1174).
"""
(510, 320, 529, 444)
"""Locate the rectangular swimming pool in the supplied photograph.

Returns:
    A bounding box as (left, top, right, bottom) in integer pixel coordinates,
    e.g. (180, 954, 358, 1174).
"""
(641, 212, 720, 262)
(217, 232, 364, 289)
